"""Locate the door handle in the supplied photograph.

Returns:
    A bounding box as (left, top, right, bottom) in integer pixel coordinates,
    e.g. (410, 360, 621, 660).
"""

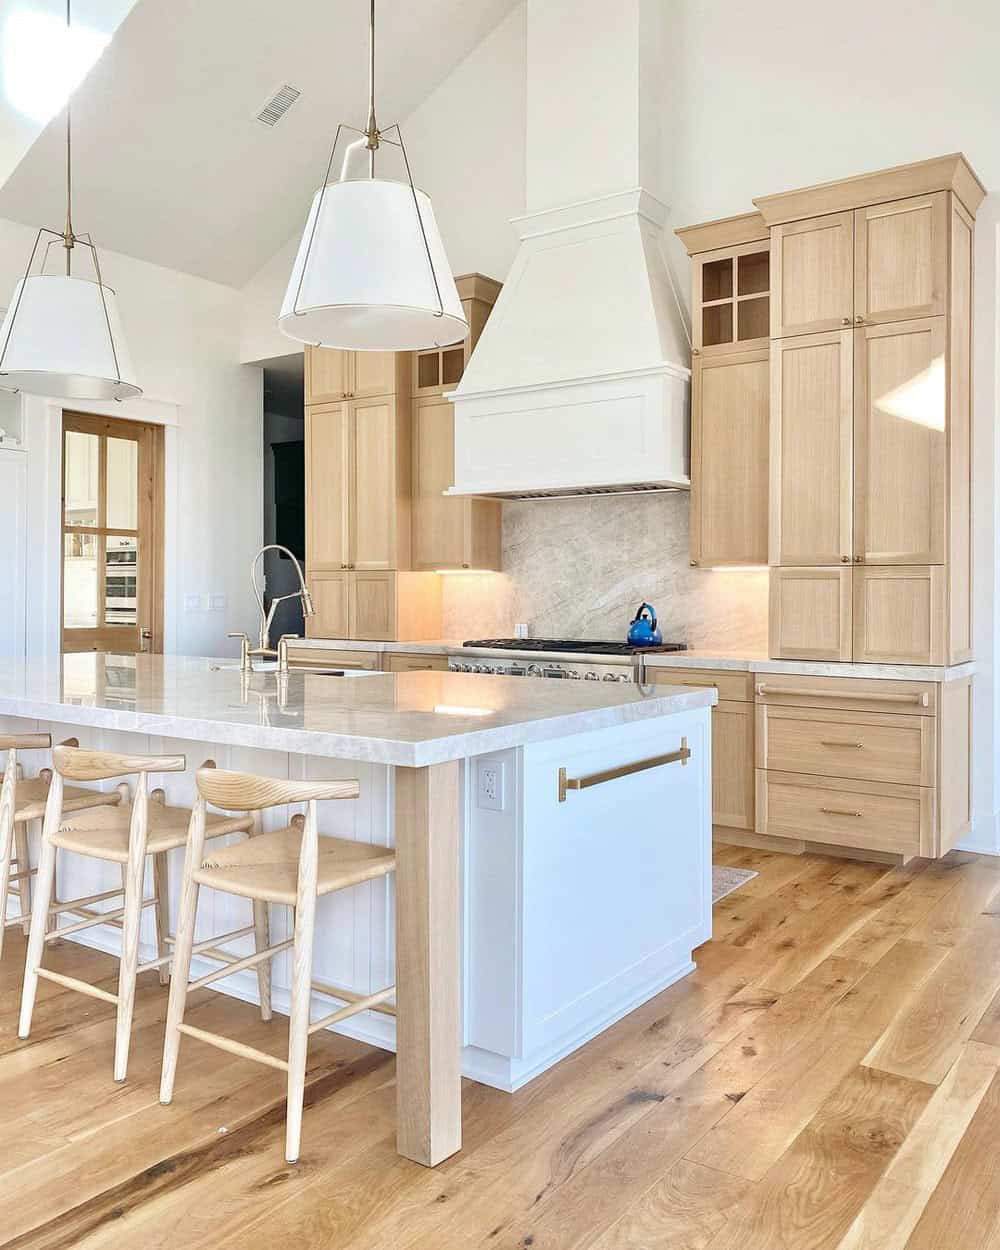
(138, 627, 153, 652)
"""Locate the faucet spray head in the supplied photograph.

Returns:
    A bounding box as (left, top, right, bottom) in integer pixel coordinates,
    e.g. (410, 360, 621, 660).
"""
(301, 586, 315, 617)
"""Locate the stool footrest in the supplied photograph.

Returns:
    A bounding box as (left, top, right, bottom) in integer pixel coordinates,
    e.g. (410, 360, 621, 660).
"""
(140, 924, 258, 974)
(35, 967, 118, 1005)
(45, 897, 155, 943)
(49, 887, 124, 915)
(188, 937, 294, 991)
(312, 977, 397, 1019)
(308, 984, 396, 1035)
(176, 1022, 289, 1072)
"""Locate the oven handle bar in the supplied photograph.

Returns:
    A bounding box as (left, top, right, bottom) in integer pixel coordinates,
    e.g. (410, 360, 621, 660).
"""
(558, 737, 690, 802)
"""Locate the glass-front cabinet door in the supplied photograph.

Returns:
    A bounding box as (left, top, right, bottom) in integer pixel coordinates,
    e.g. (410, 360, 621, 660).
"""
(61, 412, 163, 654)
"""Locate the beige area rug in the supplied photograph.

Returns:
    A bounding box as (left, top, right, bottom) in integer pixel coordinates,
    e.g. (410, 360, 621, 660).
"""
(712, 865, 758, 904)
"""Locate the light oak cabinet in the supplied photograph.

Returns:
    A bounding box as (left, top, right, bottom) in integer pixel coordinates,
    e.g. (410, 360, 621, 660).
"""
(411, 273, 502, 397)
(305, 347, 402, 403)
(384, 652, 450, 672)
(770, 211, 854, 337)
(756, 157, 981, 666)
(677, 215, 770, 568)
(690, 349, 769, 568)
(770, 330, 853, 566)
(306, 571, 442, 643)
(305, 394, 410, 573)
(411, 396, 501, 571)
(769, 566, 852, 662)
(648, 667, 754, 830)
(753, 672, 972, 860)
(854, 317, 946, 565)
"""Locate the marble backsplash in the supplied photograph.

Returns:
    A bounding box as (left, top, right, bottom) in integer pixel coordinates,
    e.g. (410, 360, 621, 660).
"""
(440, 491, 769, 650)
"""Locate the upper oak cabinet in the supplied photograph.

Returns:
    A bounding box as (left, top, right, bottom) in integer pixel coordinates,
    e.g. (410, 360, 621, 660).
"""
(756, 153, 983, 666)
(410, 274, 503, 572)
(676, 213, 770, 568)
(305, 347, 398, 402)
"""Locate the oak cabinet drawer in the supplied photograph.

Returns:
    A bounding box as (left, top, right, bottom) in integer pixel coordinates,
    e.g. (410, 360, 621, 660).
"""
(649, 667, 752, 702)
(287, 647, 380, 671)
(756, 705, 935, 786)
(756, 769, 931, 856)
(385, 652, 449, 672)
(753, 673, 937, 717)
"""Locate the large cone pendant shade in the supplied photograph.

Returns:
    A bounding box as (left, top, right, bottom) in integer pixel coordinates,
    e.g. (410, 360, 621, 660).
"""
(0, 273, 140, 401)
(279, 0, 467, 352)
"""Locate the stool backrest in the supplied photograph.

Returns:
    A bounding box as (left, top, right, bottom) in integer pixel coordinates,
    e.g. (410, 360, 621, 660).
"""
(0, 733, 51, 752)
(196, 767, 359, 812)
(54, 746, 186, 782)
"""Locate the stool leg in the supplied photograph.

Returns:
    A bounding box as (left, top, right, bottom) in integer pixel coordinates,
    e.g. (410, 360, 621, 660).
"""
(13, 823, 31, 937)
(152, 852, 170, 987)
(249, 812, 271, 1022)
(285, 803, 318, 1164)
(161, 797, 207, 1104)
(115, 775, 150, 1081)
(18, 775, 62, 1039)
(0, 766, 16, 959)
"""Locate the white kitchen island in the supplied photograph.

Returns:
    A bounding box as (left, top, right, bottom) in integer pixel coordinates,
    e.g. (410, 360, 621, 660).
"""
(0, 653, 714, 1166)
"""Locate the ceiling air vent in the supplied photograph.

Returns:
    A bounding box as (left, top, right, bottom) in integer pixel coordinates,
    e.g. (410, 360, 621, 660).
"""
(255, 84, 301, 128)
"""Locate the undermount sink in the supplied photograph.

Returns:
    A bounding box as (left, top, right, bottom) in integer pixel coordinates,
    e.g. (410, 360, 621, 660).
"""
(209, 661, 376, 677)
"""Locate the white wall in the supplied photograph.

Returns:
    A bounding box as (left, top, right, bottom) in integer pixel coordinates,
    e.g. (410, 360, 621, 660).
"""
(239, 3, 527, 363)
(0, 215, 262, 657)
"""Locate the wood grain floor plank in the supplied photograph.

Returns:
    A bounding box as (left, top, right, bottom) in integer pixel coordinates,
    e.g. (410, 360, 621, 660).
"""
(864, 916, 1000, 1085)
(903, 863, 1000, 947)
(703, 1065, 931, 1250)
(834, 1041, 1000, 1250)
(587, 1158, 751, 1250)
(688, 940, 946, 1180)
(903, 1064, 1000, 1250)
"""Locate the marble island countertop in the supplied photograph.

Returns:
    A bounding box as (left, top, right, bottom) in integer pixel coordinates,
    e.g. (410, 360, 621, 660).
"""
(0, 654, 716, 768)
(290, 637, 975, 683)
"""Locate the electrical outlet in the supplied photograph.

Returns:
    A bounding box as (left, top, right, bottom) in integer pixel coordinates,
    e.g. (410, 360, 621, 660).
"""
(208, 594, 226, 612)
(183, 593, 201, 613)
(477, 760, 504, 811)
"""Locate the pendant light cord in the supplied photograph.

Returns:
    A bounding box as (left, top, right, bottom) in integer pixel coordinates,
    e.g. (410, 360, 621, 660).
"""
(64, 0, 74, 275)
(365, 0, 377, 176)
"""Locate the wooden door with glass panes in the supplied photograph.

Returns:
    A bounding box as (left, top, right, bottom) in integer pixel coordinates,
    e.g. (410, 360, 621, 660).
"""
(61, 412, 164, 653)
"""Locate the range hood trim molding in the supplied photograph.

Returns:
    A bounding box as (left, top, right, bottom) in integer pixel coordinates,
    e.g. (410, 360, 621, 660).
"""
(445, 358, 690, 405)
(509, 188, 668, 240)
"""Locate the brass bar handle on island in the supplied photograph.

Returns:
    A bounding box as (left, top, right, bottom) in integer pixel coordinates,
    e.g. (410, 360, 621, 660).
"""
(755, 683, 929, 707)
(821, 806, 863, 818)
(558, 738, 690, 803)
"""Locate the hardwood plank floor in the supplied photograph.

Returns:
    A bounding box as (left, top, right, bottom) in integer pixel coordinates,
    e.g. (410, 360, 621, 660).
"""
(1, 846, 999, 1249)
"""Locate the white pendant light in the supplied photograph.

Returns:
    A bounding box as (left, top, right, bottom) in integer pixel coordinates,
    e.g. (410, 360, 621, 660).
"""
(279, 0, 468, 352)
(0, 1, 140, 402)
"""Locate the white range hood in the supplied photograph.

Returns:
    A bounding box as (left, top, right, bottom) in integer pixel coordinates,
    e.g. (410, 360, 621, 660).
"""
(448, 0, 690, 500)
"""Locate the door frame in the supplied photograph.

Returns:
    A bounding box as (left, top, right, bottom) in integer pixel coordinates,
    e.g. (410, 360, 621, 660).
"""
(20, 393, 180, 656)
(60, 410, 165, 653)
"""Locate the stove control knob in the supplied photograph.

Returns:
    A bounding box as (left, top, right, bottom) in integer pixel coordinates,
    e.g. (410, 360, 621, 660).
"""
(616, 673, 630, 683)
(602, 673, 617, 681)
(527, 664, 543, 677)
(584, 671, 600, 681)
(566, 670, 581, 679)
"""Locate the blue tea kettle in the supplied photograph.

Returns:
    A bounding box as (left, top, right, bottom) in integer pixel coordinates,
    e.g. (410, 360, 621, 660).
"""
(627, 602, 663, 648)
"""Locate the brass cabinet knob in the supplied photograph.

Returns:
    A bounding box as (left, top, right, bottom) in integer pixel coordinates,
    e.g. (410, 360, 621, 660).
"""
(855, 315, 865, 324)
(854, 555, 864, 563)
(840, 555, 851, 563)
(690, 559, 699, 567)
(691, 348, 700, 356)
(841, 317, 851, 325)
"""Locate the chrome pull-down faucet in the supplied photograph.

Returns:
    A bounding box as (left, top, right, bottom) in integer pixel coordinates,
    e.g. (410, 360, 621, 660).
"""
(233, 545, 315, 673)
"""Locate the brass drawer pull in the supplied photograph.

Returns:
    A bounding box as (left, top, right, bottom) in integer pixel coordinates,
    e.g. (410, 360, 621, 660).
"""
(756, 683, 929, 707)
(558, 738, 690, 802)
(678, 680, 718, 688)
(820, 806, 863, 818)
(820, 740, 864, 749)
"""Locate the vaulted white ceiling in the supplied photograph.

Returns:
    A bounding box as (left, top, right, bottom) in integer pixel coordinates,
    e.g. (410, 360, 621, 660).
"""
(0, 0, 519, 287)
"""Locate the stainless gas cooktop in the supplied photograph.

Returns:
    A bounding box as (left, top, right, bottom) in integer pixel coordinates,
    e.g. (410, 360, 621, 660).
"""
(461, 638, 688, 656)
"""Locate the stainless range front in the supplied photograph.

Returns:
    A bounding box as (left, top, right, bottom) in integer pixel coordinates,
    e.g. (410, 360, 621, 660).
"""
(448, 656, 639, 683)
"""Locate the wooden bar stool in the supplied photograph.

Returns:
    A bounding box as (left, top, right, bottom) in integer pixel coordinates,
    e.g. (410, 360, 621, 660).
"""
(160, 767, 396, 1163)
(0, 734, 124, 958)
(18, 746, 254, 1081)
